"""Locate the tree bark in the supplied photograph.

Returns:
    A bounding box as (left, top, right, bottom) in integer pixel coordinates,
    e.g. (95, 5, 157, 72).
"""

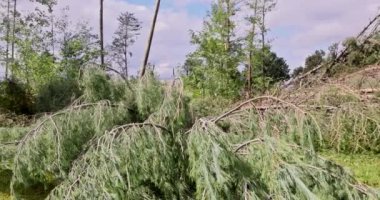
(140, 0, 161, 78)
(246, 0, 259, 97)
(11, 0, 17, 63)
(225, 0, 231, 52)
(5, 0, 11, 79)
(100, 0, 105, 69)
(123, 43, 128, 78)
(49, 5, 55, 55)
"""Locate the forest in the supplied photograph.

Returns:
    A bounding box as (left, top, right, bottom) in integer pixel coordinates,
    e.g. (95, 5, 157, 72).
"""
(0, 0, 380, 199)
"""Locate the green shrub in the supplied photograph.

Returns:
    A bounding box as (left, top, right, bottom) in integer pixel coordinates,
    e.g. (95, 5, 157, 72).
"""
(0, 80, 34, 114)
(136, 71, 164, 119)
(81, 68, 135, 104)
(36, 77, 82, 112)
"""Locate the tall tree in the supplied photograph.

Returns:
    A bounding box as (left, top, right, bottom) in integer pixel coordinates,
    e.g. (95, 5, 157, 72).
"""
(99, 0, 105, 69)
(245, 0, 260, 96)
(11, 0, 17, 64)
(5, 0, 11, 79)
(110, 12, 141, 78)
(33, 0, 58, 54)
(12, 8, 56, 89)
(259, 0, 276, 49)
(140, 0, 160, 78)
(258, 0, 276, 80)
(262, 51, 290, 83)
(184, 0, 242, 98)
(304, 50, 325, 72)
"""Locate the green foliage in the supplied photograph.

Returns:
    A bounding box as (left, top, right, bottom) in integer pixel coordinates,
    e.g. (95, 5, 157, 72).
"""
(297, 84, 380, 154)
(109, 12, 141, 76)
(47, 83, 192, 199)
(0, 80, 34, 114)
(81, 68, 133, 103)
(1, 76, 379, 199)
(304, 50, 325, 73)
(11, 102, 134, 197)
(345, 34, 380, 67)
(0, 127, 29, 172)
(186, 106, 379, 199)
(262, 51, 290, 83)
(328, 33, 380, 76)
(292, 66, 304, 78)
(35, 77, 81, 112)
(9, 69, 138, 197)
(183, 1, 243, 99)
(322, 152, 380, 188)
(190, 96, 231, 118)
(136, 71, 164, 119)
(0, 112, 32, 127)
(187, 122, 250, 199)
(324, 104, 380, 153)
(59, 23, 100, 79)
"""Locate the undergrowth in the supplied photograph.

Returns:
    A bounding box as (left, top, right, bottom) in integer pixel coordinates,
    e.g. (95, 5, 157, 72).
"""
(0, 69, 379, 199)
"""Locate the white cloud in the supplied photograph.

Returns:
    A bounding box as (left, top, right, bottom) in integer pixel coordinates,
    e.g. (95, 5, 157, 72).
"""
(268, 0, 380, 68)
(11, 0, 203, 79)
(1, 0, 379, 79)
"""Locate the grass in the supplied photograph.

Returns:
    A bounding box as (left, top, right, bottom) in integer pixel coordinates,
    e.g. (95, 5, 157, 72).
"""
(322, 151, 380, 188)
(0, 171, 11, 200)
(0, 170, 47, 200)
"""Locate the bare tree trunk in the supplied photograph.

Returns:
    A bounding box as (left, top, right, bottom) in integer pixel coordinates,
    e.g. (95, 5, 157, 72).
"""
(5, 0, 11, 79)
(11, 0, 17, 62)
(261, 2, 266, 50)
(140, 0, 161, 78)
(246, 0, 259, 97)
(246, 54, 252, 98)
(49, 6, 55, 55)
(124, 44, 128, 78)
(100, 0, 105, 69)
(260, 1, 266, 76)
(225, 0, 231, 52)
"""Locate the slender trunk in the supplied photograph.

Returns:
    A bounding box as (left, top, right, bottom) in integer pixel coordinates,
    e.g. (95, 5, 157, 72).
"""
(225, 1, 231, 52)
(246, 53, 252, 98)
(140, 0, 161, 78)
(261, 3, 265, 50)
(123, 33, 128, 78)
(5, 0, 11, 79)
(260, 2, 266, 76)
(100, 0, 105, 69)
(246, 0, 259, 97)
(11, 0, 17, 63)
(50, 8, 55, 55)
(124, 46, 128, 78)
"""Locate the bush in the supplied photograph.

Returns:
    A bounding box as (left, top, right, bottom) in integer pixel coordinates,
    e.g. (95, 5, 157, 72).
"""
(35, 77, 82, 112)
(81, 68, 135, 104)
(0, 80, 34, 114)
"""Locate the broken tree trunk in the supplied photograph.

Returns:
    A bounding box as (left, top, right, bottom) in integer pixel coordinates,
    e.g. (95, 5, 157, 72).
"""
(140, 0, 161, 78)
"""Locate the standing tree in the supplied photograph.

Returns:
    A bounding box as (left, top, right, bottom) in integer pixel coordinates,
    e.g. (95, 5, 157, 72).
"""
(262, 51, 290, 83)
(11, 0, 17, 64)
(258, 0, 276, 82)
(244, 0, 280, 94)
(304, 50, 326, 72)
(5, 0, 11, 79)
(110, 12, 141, 78)
(183, 0, 243, 98)
(99, 0, 105, 69)
(33, 0, 58, 54)
(259, 0, 276, 50)
(245, 0, 260, 96)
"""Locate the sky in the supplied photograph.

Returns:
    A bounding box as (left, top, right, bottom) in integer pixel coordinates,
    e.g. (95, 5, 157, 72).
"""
(1, 0, 379, 79)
